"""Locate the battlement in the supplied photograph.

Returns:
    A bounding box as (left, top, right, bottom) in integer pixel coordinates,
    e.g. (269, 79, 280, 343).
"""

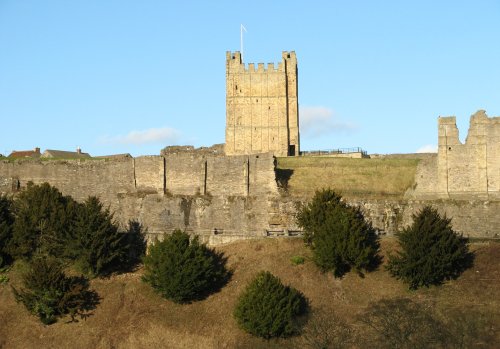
(226, 51, 297, 73)
(226, 51, 282, 72)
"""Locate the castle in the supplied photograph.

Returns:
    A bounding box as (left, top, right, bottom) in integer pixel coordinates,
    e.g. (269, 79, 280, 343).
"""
(0, 52, 498, 242)
(225, 51, 300, 157)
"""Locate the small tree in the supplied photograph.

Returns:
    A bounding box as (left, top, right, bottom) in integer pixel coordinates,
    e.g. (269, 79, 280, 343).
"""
(297, 189, 380, 277)
(12, 256, 99, 324)
(0, 195, 14, 266)
(357, 298, 447, 348)
(69, 196, 127, 277)
(120, 220, 147, 271)
(8, 182, 77, 259)
(301, 308, 354, 349)
(142, 230, 229, 303)
(387, 206, 473, 289)
(234, 271, 308, 339)
(437, 307, 497, 349)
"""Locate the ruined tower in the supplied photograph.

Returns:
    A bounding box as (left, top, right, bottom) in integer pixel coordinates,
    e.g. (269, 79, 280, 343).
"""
(437, 111, 499, 199)
(225, 51, 300, 157)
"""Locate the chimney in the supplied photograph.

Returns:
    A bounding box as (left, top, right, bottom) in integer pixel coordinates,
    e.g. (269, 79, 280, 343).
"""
(34, 147, 40, 154)
(76, 146, 81, 154)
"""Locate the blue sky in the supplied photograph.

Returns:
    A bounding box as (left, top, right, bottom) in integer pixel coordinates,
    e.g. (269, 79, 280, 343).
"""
(1, 0, 499, 156)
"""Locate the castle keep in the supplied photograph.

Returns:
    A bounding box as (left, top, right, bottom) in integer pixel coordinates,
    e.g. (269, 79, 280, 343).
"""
(225, 51, 300, 157)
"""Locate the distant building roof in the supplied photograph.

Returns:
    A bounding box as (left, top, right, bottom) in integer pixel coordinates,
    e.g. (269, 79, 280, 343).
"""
(8, 147, 41, 159)
(41, 148, 91, 159)
(93, 153, 132, 159)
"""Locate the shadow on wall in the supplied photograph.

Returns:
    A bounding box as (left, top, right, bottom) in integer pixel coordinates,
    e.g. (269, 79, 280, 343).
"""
(275, 168, 294, 191)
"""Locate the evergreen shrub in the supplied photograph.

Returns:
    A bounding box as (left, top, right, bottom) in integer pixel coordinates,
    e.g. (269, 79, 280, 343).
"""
(234, 271, 307, 339)
(0, 195, 14, 266)
(142, 230, 229, 303)
(386, 206, 473, 289)
(69, 196, 130, 277)
(12, 256, 99, 324)
(297, 189, 380, 277)
(8, 182, 76, 259)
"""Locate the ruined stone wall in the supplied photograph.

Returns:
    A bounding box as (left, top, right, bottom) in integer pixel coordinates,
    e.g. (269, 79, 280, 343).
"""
(163, 151, 277, 197)
(439, 111, 500, 199)
(412, 111, 500, 200)
(134, 156, 164, 194)
(0, 159, 135, 201)
(225, 51, 299, 157)
(273, 196, 499, 239)
(0, 152, 279, 244)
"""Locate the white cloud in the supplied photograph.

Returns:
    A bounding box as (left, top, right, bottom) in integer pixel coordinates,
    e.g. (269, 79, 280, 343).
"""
(100, 127, 181, 145)
(416, 144, 438, 153)
(300, 106, 357, 137)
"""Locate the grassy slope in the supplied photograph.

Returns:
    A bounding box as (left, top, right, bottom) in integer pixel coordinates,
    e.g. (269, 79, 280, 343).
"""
(0, 238, 498, 349)
(277, 157, 419, 199)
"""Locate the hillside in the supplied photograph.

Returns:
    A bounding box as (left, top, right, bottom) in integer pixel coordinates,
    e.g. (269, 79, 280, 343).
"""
(0, 237, 498, 348)
(276, 156, 420, 199)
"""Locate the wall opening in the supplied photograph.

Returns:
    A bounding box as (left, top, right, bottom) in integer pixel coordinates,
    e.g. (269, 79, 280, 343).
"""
(163, 157, 167, 194)
(203, 160, 208, 195)
(246, 158, 250, 196)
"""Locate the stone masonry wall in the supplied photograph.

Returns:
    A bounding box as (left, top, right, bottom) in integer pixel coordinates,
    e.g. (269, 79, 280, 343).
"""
(0, 159, 135, 202)
(272, 196, 499, 239)
(0, 110, 498, 243)
(0, 151, 279, 244)
(134, 156, 164, 194)
(225, 51, 300, 157)
(411, 111, 500, 200)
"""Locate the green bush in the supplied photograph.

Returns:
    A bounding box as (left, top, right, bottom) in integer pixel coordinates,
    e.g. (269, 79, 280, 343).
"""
(7, 182, 77, 259)
(234, 271, 307, 339)
(290, 255, 305, 265)
(69, 196, 129, 277)
(142, 230, 229, 303)
(12, 256, 99, 324)
(297, 189, 380, 277)
(0, 195, 14, 267)
(386, 206, 473, 289)
(0, 265, 10, 284)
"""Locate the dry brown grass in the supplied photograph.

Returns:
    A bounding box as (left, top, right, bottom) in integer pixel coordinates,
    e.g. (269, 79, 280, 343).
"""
(0, 238, 498, 349)
(277, 157, 419, 199)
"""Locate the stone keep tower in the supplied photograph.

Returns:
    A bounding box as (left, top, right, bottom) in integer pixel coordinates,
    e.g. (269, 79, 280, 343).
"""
(225, 51, 300, 157)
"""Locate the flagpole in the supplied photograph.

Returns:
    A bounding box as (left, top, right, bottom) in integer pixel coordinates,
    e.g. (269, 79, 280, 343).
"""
(240, 24, 247, 60)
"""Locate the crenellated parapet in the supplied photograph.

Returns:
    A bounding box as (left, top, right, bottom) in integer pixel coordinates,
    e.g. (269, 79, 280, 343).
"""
(226, 51, 290, 73)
